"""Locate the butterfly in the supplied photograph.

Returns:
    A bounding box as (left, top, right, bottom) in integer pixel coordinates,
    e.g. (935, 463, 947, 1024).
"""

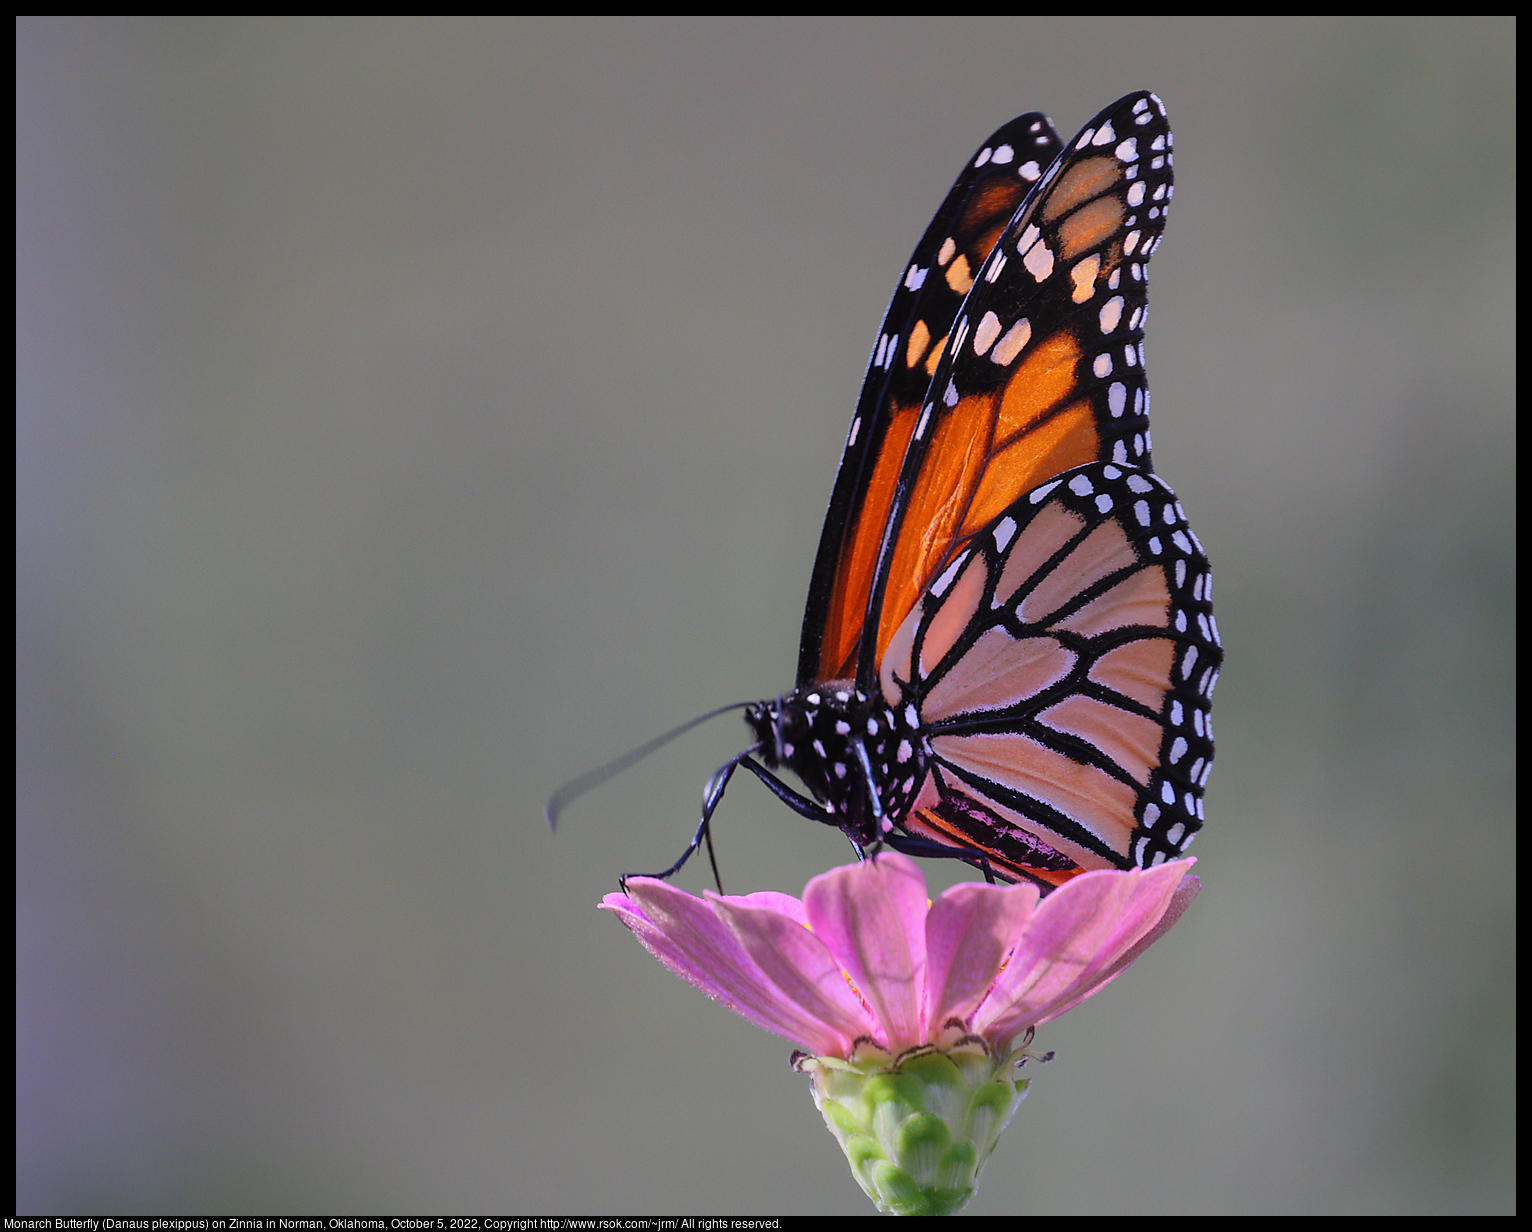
(553, 91, 1221, 892)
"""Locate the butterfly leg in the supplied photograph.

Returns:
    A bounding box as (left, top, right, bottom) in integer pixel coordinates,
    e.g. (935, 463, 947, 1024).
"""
(619, 750, 747, 892)
(735, 756, 874, 861)
(850, 737, 884, 832)
(735, 756, 843, 828)
(881, 831, 1001, 884)
(847, 735, 998, 879)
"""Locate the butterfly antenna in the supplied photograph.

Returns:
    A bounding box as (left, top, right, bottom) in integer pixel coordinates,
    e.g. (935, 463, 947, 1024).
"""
(545, 700, 755, 830)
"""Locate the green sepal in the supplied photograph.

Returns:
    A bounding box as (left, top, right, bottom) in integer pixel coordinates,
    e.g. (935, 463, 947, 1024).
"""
(794, 1036, 1036, 1216)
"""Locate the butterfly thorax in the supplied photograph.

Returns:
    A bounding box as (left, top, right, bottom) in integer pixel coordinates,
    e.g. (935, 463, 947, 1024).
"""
(746, 683, 928, 846)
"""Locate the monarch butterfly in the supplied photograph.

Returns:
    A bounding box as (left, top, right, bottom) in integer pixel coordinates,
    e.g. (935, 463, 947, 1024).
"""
(553, 91, 1221, 892)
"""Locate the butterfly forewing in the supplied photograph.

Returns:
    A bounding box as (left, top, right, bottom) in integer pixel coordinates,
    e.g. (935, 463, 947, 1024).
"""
(857, 91, 1175, 691)
(798, 113, 1066, 688)
(877, 461, 1219, 887)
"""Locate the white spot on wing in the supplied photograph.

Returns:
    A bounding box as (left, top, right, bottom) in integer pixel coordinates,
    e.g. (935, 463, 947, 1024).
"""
(993, 515, 1018, 552)
(930, 552, 966, 597)
(973, 311, 1002, 356)
(991, 317, 1031, 366)
(1022, 238, 1054, 281)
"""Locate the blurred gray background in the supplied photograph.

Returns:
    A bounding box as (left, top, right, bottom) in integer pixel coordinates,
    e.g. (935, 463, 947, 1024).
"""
(18, 16, 1514, 1215)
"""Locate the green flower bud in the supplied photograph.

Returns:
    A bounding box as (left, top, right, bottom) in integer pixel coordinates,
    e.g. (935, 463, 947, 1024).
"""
(794, 1034, 1032, 1216)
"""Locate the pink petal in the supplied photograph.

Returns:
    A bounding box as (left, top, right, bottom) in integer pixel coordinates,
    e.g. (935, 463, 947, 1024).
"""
(708, 895, 874, 1053)
(924, 879, 1040, 1033)
(803, 853, 929, 1051)
(730, 890, 811, 927)
(974, 860, 1194, 1049)
(601, 879, 847, 1054)
(1034, 872, 1199, 1023)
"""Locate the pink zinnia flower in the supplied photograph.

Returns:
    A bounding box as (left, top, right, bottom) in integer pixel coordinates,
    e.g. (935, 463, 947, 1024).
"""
(602, 853, 1199, 1214)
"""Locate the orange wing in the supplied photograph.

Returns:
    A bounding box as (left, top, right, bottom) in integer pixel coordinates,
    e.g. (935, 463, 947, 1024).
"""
(797, 113, 1065, 687)
(812, 91, 1176, 696)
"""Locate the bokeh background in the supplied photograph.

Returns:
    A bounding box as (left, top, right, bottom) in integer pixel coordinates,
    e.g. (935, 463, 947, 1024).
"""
(18, 16, 1514, 1215)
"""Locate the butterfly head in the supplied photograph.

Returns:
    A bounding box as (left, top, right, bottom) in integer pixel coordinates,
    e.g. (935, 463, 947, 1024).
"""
(744, 688, 864, 801)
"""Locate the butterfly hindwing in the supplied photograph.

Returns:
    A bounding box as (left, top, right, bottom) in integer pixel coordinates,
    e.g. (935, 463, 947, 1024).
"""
(877, 460, 1219, 887)
(798, 113, 1066, 688)
(858, 91, 1175, 691)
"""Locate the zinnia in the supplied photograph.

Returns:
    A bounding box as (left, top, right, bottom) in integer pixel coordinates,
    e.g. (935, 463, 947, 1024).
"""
(603, 852, 1198, 1214)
